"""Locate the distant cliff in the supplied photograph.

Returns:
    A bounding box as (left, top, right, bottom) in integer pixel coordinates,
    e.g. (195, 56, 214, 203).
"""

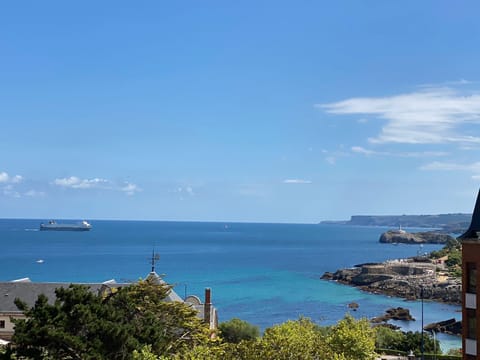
(320, 213, 471, 233)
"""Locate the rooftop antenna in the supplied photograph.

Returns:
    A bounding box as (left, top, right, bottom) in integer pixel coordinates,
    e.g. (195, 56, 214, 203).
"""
(150, 249, 160, 272)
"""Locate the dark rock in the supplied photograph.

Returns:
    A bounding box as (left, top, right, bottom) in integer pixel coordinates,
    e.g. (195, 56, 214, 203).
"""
(372, 307, 414, 323)
(348, 302, 359, 311)
(424, 318, 462, 336)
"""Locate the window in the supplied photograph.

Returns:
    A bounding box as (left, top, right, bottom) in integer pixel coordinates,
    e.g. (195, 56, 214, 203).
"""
(0, 320, 5, 329)
(467, 309, 477, 339)
(468, 262, 477, 293)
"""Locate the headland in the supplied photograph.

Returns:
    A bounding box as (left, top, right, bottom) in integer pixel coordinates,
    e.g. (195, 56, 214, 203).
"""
(321, 257, 461, 304)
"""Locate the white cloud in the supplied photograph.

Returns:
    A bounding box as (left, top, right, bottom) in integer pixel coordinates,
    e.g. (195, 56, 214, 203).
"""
(0, 171, 23, 184)
(121, 183, 141, 196)
(351, 146, 376, 156)
(319, 87, 480, 145)
(351, 146, 448, 158)
(420, 161, 480, 172)
(54, 176, 109, 189)
(174, 186, 195, 197)
(325, 156, 336, 165)
(53, 176, 141, 196)
(3, 185, 20, 198)
(283, 179, 312, 184)
(24, 190, 46, 197)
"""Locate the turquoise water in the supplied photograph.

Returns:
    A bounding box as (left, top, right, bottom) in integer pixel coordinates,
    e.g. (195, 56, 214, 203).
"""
(0, 219, 461, 351)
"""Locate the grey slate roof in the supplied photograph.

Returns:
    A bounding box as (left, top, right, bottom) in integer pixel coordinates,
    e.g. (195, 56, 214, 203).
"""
(0, 281, 127, 313)
(459, 189, 480, 240)
(0, 272, 183, 313)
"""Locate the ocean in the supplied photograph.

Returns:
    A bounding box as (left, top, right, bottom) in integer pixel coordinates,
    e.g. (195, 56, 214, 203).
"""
(0, 219, 461, 351)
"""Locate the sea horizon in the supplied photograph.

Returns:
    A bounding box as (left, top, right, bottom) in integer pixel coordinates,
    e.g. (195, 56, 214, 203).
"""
(0, 218, 462, 351)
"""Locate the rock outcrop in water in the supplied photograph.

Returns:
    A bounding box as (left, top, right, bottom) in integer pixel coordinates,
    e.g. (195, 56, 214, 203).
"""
(321, 259, 461, 304)
(424, 318, 462, 336)
(371, 307, 415, 323)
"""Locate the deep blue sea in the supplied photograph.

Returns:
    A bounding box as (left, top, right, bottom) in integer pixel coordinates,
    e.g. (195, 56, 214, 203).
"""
(0, 219, 461, 351)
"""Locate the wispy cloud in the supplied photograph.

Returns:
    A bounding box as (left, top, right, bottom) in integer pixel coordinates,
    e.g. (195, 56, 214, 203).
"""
(54, 176, 109, 189)
(121, 183, 141, 196)
(172, 185, 196, 201)
(318, 86, 480, 145)
(283, 179, 312, 184)
(321, 147, 350, 165)
(53, 176, 141, 195)
(351, 146, 448, 158)
(420, 161, 480, 172)
(24, 189, 46, 197)
(3, 185, 20, 198)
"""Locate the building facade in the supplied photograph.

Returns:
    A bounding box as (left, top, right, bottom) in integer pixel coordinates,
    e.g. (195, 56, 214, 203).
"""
(460, 190, 480, 359)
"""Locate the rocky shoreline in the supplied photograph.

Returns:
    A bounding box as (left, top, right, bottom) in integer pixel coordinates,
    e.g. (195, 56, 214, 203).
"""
(321, 258, 461, 305)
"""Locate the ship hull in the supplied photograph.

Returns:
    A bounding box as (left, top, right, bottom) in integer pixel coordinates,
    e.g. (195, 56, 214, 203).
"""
(40, 226, 91, 231)
(39, 221, 92, 231)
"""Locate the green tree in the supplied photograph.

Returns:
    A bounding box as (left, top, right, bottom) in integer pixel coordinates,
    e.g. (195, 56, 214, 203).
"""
(218, 318, 259, 343)
(399, 331, 439, 355)
(9, 281, 209, 359)
(327, 314, 376, 360)
(260, 317, 326, 359)
(375, 326, 404, 352)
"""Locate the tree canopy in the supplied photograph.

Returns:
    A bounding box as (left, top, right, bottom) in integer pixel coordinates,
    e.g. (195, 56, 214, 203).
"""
(6, 281, 210, 359)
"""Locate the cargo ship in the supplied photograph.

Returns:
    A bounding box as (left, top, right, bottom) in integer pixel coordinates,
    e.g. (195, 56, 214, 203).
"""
(39, 220, 92, 231)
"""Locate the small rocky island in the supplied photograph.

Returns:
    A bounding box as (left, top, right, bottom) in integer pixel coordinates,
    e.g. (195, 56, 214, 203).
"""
(379, 229, 455, 244)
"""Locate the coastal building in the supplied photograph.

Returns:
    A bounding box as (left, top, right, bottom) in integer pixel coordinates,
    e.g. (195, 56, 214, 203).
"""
(0, 264, 217, 341)
(460, 189, 480, 360)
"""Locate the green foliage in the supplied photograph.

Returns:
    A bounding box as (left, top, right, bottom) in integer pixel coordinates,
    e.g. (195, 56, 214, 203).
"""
(133, 345, 159, 360)
(327, 314, 376, 360)
(260, 317, 328, 359)
(374, 327, 441, 356)
(218, 318, 259, 343)
(218, 316, 371, 360)
(429, 238, 461, 259)
(445, 251, 461, 267)
(9, 281, 210, 359)
(400, 331, 440, 355)
(6, 284, 384, 360)
(178, 316, 370, 360)
(374, 326, 404, 351)
(429, 238, 462, 278)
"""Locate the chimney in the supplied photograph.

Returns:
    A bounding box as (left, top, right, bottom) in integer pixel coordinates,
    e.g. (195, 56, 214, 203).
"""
(204, 288, 211, 325)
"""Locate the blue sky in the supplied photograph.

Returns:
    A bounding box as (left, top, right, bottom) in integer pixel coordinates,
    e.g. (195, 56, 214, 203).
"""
(1, 1, 480, 223)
